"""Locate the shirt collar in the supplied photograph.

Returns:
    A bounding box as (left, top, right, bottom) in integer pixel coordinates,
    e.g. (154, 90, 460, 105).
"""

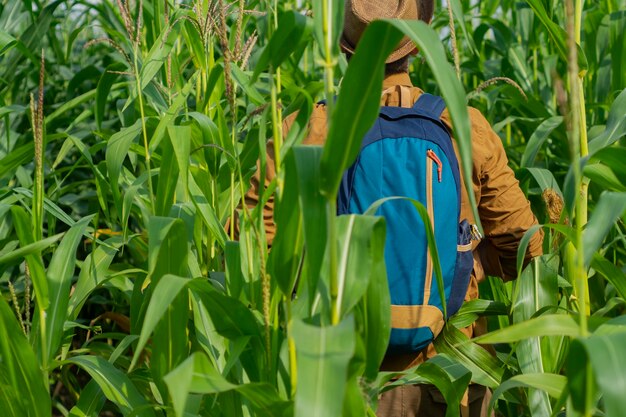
(382, 72, 414, 89)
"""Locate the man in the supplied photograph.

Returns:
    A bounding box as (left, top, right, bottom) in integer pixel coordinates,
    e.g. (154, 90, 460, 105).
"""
(245, 0, 543, 415)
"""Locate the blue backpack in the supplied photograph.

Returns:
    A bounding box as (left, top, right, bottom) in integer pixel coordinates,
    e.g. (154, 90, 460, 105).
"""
(337, 93, 475, 353)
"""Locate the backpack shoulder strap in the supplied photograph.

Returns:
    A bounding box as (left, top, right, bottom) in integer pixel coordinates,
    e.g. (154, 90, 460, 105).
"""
(412, 93, 446, 119)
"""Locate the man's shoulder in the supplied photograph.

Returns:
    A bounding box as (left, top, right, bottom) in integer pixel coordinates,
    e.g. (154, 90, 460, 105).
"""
(439, 104, 500, 146)
(282, 102, 329, 146)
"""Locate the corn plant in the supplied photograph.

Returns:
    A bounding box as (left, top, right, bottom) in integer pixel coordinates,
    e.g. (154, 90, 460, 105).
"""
(0, 0, 625, 416)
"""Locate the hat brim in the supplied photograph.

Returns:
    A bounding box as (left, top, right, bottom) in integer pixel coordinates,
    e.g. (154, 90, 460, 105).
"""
(340, 34, 416, 64)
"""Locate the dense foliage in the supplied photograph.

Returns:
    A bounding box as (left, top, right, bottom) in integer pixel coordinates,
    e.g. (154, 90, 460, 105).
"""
(1, 0, 626, 416)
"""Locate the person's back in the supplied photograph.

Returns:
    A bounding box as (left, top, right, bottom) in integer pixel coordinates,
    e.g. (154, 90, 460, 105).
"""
(244, 1, 543, 415)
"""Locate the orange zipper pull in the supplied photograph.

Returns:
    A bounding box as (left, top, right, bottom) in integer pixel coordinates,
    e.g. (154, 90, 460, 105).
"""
(427, 149, 442, 182)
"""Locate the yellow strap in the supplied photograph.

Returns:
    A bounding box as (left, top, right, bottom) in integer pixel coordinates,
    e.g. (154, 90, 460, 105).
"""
(399, 85, 412, 108)
(390, 305, 444, 335)
(381, 86, 396, 99)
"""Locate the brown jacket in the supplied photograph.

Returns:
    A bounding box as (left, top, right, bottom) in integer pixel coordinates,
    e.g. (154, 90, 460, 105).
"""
(245, 72, 543, 369)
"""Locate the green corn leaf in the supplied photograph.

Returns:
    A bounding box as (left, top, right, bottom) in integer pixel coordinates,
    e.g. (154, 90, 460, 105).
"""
(312, 0, 344, 60)
(582, 192, 626, 268)
(593, 316, 626, 336)
(148, 217, 189, 284)
(0, 143, 33, 180)
(68, 237, 125, 319)
(507, 44, 532, 92)
(0, 232, 62, 267)
(0, 298, 51, 417)
(0, 104, 26, 119)
(523, 0, 588, 73)
(187, 112, 225, 179)
(12, 188, 102, 235)
(379, 357, 472, 417)
(252, 10, 313, 82)
(106, 120, 143, 216)
(361, 259, 391, 380)
(448, 0, 478, 55)
(473, 314, 581, 344)
(10, 206, 49, 310)
(182, 18, 208, 73)
(65, 356, 155, 417)
(434, 324, 504, 389)
(588, 88, 626, 154)
(293, 316, 355, 417)
(448, 300, 509, 329)
(164, 352, 291, 417)
(95, 62, 126, 129)
(155, 130, 180, 217)
(108, 335, 140, 365)
(511, 256, 560, 416)
(269, 148, 305, 297)
(189, 290, 226, 371)
(188, 175, 228, 249)
(334, 215, 387, 320)
(516, 224, 575, 279)
(122, 18, 180, 112)
(163, 355, 195, 417)
(46, 86, 118, 127)
(612, 28, 626, 91)
(567, 331, 626, 417)
(342, 375, 368, 416)
(589, 147, 626, 178)
(148, 75, 195, 153)
(279, 94, 315, 160)
(0, 30, 16, 56)
(130, 274, 190, 370)
(224, 241, 244, 300)
(199, 63, 224, 112)
(520, 116, 563, 167)
(525, 167, 563, 196)
(291, 146, 327, 304)
(43, 215, 93, 363)
(169, 125, 191, 197)
(567, 340, 595, 416)
(121, 172, 149, 239)
(68, 380, 106, 417)
(0, 1, 62, 81)
(489, 373, 567, 411)
(591, 254, 626, 300)
(67, 65, 101, 97)
(230, 65, 265, 105)
(147, 278, 189, 398)
(583, 163, 626, 192)
(188, 279, 262, 340)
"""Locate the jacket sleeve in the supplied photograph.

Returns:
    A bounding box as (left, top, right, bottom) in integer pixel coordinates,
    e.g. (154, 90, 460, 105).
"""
(243, 139, 279, 245)
(467, 108, 543, 281)
(242, 106, 328, 244)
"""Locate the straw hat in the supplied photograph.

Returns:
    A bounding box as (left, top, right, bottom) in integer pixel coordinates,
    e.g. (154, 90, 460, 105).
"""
(340, 0, 435, 63)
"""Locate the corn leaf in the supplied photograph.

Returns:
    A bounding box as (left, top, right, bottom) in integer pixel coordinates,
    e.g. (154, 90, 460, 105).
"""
(0, 298, 50, 417)
(43, 215, 93, 363)
(65, 356, 155, 417)
(293, 316, 355, 417)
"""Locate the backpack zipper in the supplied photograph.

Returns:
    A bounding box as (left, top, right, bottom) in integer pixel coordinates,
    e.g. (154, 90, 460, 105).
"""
(423, 153, 435, 305)
(427, 149, 442, 182)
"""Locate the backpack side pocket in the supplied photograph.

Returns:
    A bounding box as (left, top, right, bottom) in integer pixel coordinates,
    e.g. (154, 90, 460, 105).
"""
(448, 219, 474, 316)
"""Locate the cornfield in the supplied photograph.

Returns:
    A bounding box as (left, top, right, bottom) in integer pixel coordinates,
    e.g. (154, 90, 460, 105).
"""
(1, 0, 626, 416)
